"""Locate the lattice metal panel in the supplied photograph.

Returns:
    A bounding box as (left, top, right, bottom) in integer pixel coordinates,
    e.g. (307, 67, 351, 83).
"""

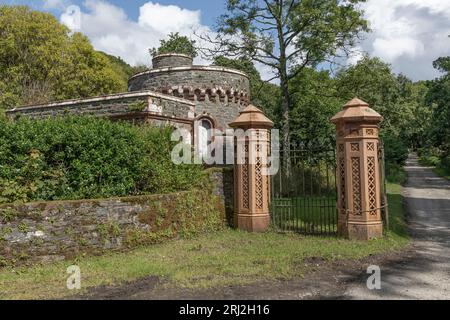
(339, 157, 346, 213)
(351, 157, 362, 215)
(255, 157, 263, 209)
(242, 144, 249, 209)
(367, 156, 377, 215)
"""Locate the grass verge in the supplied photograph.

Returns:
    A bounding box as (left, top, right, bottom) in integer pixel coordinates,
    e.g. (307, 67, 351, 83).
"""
(433, 167, 450, 180)
(0, 184, 409, 300)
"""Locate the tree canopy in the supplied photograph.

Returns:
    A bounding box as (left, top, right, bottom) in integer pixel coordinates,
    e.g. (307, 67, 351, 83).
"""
(151, 32, 198, 58)
(201, 0, 368, 148)
(0, 5, 127, 110)
(425, 56, 450, 156)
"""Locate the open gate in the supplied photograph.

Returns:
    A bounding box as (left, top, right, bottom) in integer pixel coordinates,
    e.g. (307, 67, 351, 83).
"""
(270, 147, 338, 235)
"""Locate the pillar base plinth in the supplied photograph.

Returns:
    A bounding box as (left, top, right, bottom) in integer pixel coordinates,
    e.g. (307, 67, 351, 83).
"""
(236, 213, 270, 232)
(347, 221, 383, 240)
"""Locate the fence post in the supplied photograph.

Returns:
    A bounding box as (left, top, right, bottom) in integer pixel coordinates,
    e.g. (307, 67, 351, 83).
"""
(229, 105, 274, 232)
(331, 98, 384, 240)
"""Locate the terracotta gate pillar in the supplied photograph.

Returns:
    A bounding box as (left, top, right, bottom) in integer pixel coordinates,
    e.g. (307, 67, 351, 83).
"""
(229, 105, 274, 232)
(331, 98, 384, 240)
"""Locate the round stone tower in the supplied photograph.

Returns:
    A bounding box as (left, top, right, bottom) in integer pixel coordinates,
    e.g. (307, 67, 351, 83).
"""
(128, 53, 250, 130)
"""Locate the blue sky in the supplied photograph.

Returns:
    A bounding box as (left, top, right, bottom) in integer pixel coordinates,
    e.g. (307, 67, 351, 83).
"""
(1, 0, 449, 80)
(2, 0, 225, 25)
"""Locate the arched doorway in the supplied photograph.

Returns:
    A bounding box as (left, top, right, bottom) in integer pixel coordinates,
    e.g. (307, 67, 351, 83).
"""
(196, 117, 214, 158)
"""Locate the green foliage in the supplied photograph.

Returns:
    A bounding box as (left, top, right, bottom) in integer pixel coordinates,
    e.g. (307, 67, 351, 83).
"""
(211, 0, 368, 143)
(0, 208, 19, 223)
(385, 164, 407, 185)
(419, 148, 450, 180)
(150, 32, 197, 58)
(289, 67, 341, 148)
(0, 5, 126, 110)
(127, 100, 147, 112)
(381, 131, 409, 166)
(99, 52, 148, 84)
(0, 116, 203, 204)
(424, 56, 450, 157)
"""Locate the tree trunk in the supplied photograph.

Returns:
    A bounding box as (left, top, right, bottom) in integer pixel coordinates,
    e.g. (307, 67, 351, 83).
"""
(280, 72, 291, 177)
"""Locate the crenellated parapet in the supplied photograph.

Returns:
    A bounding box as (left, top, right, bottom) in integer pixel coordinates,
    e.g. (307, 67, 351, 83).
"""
(128, 56, 251, 129)
(159, 85, 249, 105)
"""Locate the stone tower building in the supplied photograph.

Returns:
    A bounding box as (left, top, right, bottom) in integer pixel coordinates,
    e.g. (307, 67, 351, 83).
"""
(7, 53, 251, 151)
(129, 53, 250, 130)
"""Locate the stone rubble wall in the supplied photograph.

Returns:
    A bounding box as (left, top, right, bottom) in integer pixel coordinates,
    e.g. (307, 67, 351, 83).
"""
(0, 170, 234, 268)
(6, 91, 195, 122)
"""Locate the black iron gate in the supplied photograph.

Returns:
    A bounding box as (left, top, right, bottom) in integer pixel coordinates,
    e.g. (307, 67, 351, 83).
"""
(270, 147, 338, 235)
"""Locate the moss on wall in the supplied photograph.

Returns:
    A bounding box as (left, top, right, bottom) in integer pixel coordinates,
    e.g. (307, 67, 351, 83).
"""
(0, 183, 226, 267)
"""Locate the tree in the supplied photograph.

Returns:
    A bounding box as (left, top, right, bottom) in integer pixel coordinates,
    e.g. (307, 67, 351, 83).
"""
(289, 67, 341, 149)
(0, 5, 126, 110)
(200, 0, 368, 149)
(425, 57, 450, 156)
(336, 56, 402, 131)
(151, 32, 198, 58)
(99, 52, 148, 83)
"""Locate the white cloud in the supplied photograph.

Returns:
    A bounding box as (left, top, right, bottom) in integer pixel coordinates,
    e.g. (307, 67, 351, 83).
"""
(43, 0, 71, 9)
(355, 0, 450, 80)
(138, 2, 201, 34)
(60, 0, 212, 67)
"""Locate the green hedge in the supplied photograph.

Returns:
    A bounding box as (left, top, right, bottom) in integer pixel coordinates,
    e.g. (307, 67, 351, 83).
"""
(0, 115, 203, 204)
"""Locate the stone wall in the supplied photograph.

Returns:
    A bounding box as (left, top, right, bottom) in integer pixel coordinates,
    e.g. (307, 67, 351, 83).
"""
(0, 188, 225, 267)
(128, 67, 250, 129)
(152, 53, 193, 69)
(6, 91, 195, 122)
(206, 167, 235, 227)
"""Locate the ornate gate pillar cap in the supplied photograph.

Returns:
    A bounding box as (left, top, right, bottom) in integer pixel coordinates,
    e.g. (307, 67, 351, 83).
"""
(229, 104, 274, 129)
(331, 97, 383, 124)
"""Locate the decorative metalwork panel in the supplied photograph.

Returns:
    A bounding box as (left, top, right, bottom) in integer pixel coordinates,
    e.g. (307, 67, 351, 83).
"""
(351, 143, 360, 151)
(255, 157, 263, 209)
(351, 157, 362, 215)
(242, 145, 249, 209)
(366, 129, 375, 136)
(368, 156, 377, 215)
(367, 142, 375, 152)
(339, 157, 346, 214)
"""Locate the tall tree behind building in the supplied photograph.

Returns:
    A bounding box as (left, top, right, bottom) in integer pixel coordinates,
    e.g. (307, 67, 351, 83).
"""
(199, 0, 368, 150)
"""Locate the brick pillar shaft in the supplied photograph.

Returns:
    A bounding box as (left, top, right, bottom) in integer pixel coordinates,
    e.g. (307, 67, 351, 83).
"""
(229, 105, 273, 232)
(331, 98, 384, 240)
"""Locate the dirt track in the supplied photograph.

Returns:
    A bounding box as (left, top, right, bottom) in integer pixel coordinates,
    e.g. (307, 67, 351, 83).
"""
(340, 154, 450, 299)
(75, 154, 449, 300)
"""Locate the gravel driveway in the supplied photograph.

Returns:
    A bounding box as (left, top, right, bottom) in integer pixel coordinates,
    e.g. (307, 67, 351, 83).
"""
(342, 154, 450, 299)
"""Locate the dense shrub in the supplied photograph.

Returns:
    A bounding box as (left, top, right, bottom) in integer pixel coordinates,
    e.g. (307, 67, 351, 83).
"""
(385, 163, 407, 184)
(418, 147, 443, 167)
(441, 156, 450, 172)
(0, 116, 203, 204)
(381, 132, 409, 166)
